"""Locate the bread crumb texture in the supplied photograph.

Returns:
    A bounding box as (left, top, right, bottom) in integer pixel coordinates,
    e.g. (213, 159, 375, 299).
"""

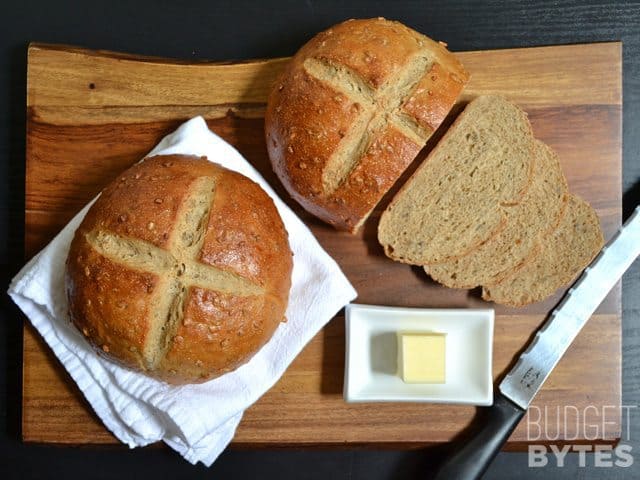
(379, 95, 535, 264)
(379, 95, 604, 306)
(482, 195, 604, 306)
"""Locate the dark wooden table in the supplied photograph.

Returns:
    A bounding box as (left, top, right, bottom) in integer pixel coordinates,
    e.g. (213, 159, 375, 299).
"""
(1, 1, 639, 478)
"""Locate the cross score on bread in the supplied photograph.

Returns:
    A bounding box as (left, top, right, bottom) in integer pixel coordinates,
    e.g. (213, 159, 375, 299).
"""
(66, 156, 292, 384)
(84, 177, 266, 361)
(266, 18, 469, 232)
(304, 55, 435, 191)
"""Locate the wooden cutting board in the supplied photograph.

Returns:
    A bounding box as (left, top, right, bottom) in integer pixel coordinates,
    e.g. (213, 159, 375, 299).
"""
(23, 42, 622, 448)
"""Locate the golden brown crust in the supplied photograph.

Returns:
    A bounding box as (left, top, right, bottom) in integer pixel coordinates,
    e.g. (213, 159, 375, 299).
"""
(80, 155, 221, 249)
(65, 155, 293, 384)
(158, 288, 283, 383)
(200, 166, 292, 296)
(403, 62, 465, 131)
(329, 126, 423, 228)
(66, 242, 157, 370)
(265, 18, 469, 233)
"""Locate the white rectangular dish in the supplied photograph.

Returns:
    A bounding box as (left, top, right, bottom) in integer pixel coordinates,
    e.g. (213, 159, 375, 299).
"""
(344, 304, 494, 405)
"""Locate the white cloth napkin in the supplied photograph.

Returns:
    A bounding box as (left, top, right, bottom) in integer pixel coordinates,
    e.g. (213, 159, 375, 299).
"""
(9, 117, 357, 466)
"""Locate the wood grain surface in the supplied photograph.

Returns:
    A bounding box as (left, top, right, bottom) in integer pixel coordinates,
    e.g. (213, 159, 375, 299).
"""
(23, 42, 622, 448)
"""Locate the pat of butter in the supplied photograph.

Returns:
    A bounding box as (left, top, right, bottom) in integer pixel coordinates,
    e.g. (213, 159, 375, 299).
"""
(397, 332, 446, 383)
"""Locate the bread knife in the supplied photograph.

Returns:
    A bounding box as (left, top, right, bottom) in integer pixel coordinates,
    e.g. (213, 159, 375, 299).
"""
(434, 205, 640, 480)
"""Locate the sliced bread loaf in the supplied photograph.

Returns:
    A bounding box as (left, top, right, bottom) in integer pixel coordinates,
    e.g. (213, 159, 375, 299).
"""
(482, 195, 604, 306)
(378, 95, 536, 264)
(424, 140, 569, 288)
(266, 18, 469, 233)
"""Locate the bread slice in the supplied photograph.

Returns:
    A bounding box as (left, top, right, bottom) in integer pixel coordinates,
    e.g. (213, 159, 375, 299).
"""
(424, 141, 568, 288)
(378, 95, 536, 264)
(482, 195, 604, 306)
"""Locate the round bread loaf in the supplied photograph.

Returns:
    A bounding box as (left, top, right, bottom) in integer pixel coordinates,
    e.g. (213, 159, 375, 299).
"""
(265, 17, 469, 233)
(65, 155, 293, 384)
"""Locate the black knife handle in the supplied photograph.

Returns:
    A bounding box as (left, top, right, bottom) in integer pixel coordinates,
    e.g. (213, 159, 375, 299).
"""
(433, 392, 526, 480)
